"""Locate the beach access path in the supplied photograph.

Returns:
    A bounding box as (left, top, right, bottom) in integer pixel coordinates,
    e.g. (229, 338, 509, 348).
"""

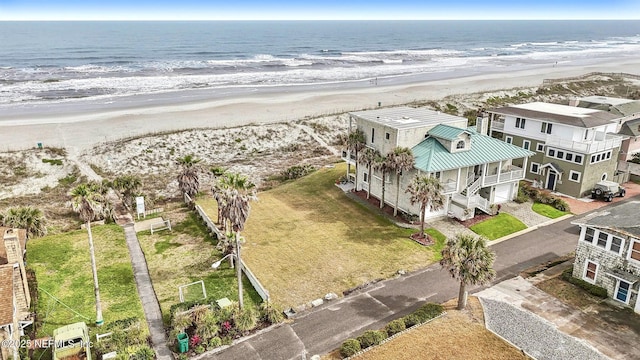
(200, 198, 640, 359)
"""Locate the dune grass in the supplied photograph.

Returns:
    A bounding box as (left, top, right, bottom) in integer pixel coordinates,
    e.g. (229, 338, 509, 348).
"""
(470, 213, 527, 240)
(136, 208, 262, 323)
(532, 202, 569, 219)
(198, 163, 445, 307)
(27, 224, 146, 337)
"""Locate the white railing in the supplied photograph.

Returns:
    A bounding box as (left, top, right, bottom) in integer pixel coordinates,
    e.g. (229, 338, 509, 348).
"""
(467, 177, 482, 196)
(545, 135, 622, 154)
(484, 166, 523, 186)
(490, 120, 505, 131)
(341, 150, 357, 163)
(442, 180, 457, 193)
(451, 193, 491, 214)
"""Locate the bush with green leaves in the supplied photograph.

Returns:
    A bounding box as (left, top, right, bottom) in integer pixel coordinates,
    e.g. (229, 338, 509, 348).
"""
(234, 306, 259, 332)
(384, 318, 406, 336)
(339, 338, 361, 358)
(402, 313, 421, 328)
(281, 164, 316, 180)
(93, 319, 149, 357)
(208, 336, 222, 349)
(356, 330, 386, 349)
(130, 345, 155, 360)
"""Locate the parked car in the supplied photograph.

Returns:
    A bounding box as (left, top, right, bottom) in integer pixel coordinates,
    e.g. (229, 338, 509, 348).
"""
(591, 181, 625, 202)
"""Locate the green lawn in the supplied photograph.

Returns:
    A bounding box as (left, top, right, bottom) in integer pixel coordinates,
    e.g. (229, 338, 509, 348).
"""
(27, 224, 146, 337)
(198, 163, 445, 307)
(136, 208, 262, 323)
(532, 202, 569, 219)
(469, 213, 527, 240)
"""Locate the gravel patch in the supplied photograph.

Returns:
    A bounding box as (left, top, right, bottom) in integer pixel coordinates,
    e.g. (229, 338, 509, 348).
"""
(479, 298, 608, 360)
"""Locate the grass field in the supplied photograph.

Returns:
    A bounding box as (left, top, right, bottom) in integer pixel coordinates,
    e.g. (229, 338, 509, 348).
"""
(532, 202, 569, 219)
(198, 163, 445, 307)
(348, 298, 529, 360)
(136, 207, 262, 323)
(470, 213, 527, 240)
(27, 224, 146, 337)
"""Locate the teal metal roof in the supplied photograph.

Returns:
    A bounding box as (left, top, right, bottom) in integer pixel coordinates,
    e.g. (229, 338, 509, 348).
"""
(427, 124, 470, 141)
(413, 126, 535, 172)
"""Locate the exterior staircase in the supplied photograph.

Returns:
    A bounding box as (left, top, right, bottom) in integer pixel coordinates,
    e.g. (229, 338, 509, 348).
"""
(452, 174, 492, 217)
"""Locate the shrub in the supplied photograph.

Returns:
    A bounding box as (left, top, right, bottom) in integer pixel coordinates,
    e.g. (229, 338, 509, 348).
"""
(339, 339, 361, 358)
(194, 345, 206, 354)
(234, 306, 258, 332)
(195, 311, 219, 341)
(385, 318, 406, 336)
(357, 330, 386, 349)
(260, 302, 284, 324)
(561, 269, 608, 298)
(551, 198, 570, 212)
(130, 346, 155, 360)
(208, 336, 222, 349)
(415, 303, 444, 320)
(402, 313, 420, 328)
(281, 164, 316, 180)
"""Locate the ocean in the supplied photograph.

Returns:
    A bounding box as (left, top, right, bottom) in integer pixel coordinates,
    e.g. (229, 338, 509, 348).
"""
(1, 20, 640, 113)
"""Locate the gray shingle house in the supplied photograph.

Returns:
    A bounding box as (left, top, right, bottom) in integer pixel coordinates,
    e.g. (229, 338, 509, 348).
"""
(571, 201, 640, 313)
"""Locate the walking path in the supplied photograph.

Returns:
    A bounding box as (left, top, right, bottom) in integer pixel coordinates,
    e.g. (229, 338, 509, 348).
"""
(122, 223, 174, 360)
(295, 123, 341, 157)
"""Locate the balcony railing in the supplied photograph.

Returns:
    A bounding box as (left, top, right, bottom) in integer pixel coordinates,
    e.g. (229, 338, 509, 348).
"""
(484, 166, 524, 186)
(545, 134, 622, 154)
(341, 150, 357, 163)
(490, 119, 505, 131)
(442, 180, 458, 193)
(451, 193, 490, 213)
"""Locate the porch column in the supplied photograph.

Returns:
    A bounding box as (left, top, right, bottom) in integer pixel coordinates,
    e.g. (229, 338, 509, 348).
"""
(497, 161, 502, 182)
(481, 163, 488, 187)
(522, 157, 528, 180)
(456, 168, 461, 192)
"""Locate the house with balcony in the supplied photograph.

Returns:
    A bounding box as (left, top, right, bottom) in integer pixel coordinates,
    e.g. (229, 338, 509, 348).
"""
(487, 102, 624, 198)
(0, 227, 32, 360)
(572, 96, 640, 162)
(343, 107, 534, 221)
(571, 201, 640, 314)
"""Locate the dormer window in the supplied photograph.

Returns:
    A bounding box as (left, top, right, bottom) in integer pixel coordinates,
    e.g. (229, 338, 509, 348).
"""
(456, 140, 465, 149)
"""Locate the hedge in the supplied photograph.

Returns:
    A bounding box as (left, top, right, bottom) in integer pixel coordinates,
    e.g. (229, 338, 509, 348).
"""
(561, 268, 608, 298)
(340, 339, 361, 358)
(357, 330, 387, 349)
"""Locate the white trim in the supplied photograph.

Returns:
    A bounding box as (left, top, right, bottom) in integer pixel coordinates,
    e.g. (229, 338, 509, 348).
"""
(583, 259, 599, 284)
(522, 140, 530, 150)
(628, 238, 640, 264)
(505, 135, 513, 144)
(530, 162, 540, 175)
(569, 170, 581, 183)
(536, 142, 545, 152)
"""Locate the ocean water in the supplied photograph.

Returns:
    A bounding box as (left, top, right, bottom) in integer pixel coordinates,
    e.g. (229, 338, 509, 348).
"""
(1, 20, 640, 111)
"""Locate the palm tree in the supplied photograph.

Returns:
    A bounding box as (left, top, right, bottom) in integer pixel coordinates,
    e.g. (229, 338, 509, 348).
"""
(386, 147, 415, 217)
(1, 206, 47, 239)
(176, 155, 201, 199)
(220, 185, 257, 310)
(111, 175, 142, 210)
(69, 183, 106, 326)
(440, 234, 496, 310)
(346, 129, 366, 185)
(358, 147, 380, 199)
(406, 175, 445, 238)
(374, 154, 391, 209)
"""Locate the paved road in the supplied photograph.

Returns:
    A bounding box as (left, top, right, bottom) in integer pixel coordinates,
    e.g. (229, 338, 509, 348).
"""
(201, 199, 622, 360)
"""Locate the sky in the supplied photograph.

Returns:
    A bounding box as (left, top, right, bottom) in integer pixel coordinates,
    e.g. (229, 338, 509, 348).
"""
(0, 0, 639, 21)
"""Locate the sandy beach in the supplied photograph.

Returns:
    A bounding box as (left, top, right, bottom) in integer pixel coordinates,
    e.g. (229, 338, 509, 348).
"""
(2, 57, 640, 152)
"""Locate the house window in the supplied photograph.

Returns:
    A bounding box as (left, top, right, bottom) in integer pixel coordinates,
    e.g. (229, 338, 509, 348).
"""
(569, 170, 581, 182)
(505, 136, 513, 144)
(610, 236, 623, 254)
(536, 143, 545, 152)
(574, 155, 583, 164)
(515, 117, 526, 129)
(584, 261, 598, 283)
(456, 140, 465, 149)
(363, 172, 368, 183)
(541, 122, 552, 134)
(530, 162, 540, 174)
(434, 171, 441, 179)
(584, 228, 595, 243)
(597, 231, 608, 248)
(548, 149, 555, 157)
(615, 280, 631, 304)
(385, 132, 390, 140)
(557, 151, 564, 158)
(522, 140, 530, 150)
(606, 151, 611, 159)
(630, 239, 640, 262)
(566, 153, 573, 161)
(601, 173, 607, 181)
(371, 128, 375, 143)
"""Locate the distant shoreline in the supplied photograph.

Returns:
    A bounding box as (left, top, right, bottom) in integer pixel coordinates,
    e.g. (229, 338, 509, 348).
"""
(1, 56, 639, 152)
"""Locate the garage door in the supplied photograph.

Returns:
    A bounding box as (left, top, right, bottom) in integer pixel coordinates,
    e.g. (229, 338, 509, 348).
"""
(494, 183, 511, 204)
